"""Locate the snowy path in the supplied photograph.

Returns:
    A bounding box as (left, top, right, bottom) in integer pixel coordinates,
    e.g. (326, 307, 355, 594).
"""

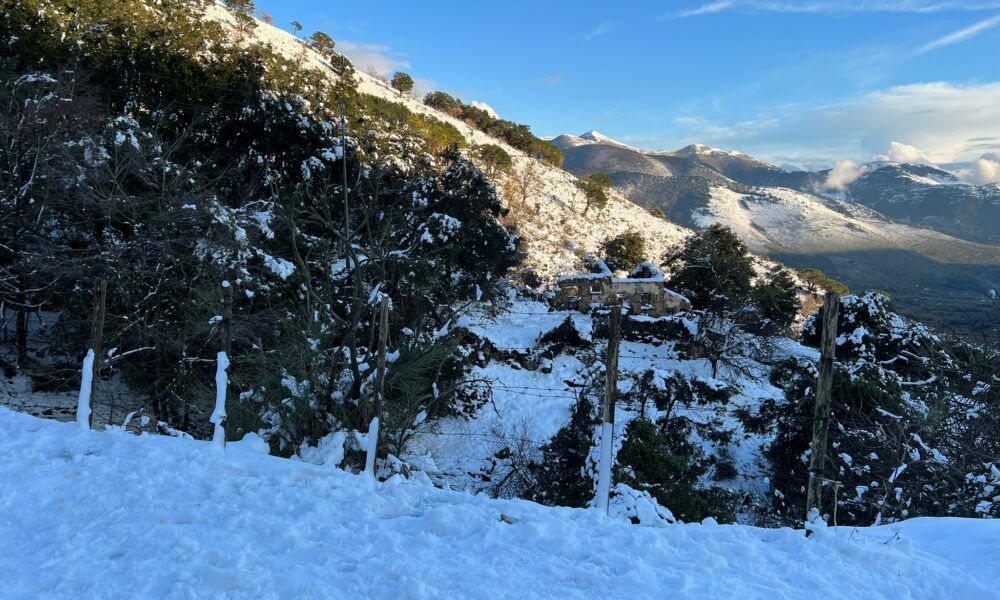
(1, 407, 997, 599)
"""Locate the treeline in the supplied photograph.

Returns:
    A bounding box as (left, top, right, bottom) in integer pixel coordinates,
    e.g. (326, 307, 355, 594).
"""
(424, 91, 563, 167)
(0, 0, 520, 463)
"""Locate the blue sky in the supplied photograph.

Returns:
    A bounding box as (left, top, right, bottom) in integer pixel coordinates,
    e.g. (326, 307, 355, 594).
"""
(254, 1, 1000, 168)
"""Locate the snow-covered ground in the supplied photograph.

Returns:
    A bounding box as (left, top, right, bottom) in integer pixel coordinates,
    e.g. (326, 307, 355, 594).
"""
(2, 407, 997, 599)
(396, 299, 820, 504)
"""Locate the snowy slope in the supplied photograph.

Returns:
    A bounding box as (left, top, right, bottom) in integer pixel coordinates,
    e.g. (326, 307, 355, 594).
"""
(3, 407, 998, 599)
(407, 298, 809, 503)
(692, 185, 1000, 264)
(205, 4, 690, 279)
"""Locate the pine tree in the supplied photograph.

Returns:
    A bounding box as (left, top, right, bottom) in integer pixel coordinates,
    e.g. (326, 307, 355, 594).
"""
(309, 31, 336, 56)
(391, 72, 415, 95)
(224, 0, 257, 39)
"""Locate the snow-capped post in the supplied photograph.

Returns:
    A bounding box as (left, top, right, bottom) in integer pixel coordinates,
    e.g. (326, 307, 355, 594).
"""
(77, 279, 107, 429)
(596, 304, 622, 514)
(364, 295, 390, 477)
(211, 282, 233, 450)
(805, 292, 840, 528)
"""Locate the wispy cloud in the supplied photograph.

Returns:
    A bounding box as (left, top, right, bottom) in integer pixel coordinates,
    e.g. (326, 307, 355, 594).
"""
(915, 13, 1000, 54)
(665, 82, 1000, 165)
(584, 22, 612, 40)
(541, 73, 565, 86)
(673, 1, 733, 18)
(336, 41, 410, 76)
(667, 1, 1000, 18)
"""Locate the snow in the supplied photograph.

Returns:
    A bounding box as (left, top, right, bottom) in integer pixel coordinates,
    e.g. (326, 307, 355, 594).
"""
(261, 252, 295, 279)
(75, 348, 95, 428)
(364, 416, 380, 476)
(578, 130, 640, 151)
(210, 351, 229, 449)
(2, 407, 998, 598)
(558, 260, 612, 282)
(595, 420, 615, 513)
(692, 184, 1000, 265)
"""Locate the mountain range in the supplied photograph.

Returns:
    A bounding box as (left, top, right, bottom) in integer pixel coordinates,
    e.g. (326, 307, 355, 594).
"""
(550, 132, 1000, 333)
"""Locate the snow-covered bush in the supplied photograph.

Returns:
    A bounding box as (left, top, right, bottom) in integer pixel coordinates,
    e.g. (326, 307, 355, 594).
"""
(748, 294, 1000, 525)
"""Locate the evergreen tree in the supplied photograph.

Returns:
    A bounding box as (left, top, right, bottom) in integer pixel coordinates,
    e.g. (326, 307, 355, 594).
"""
(391, 72, 415, 95)
(473, 144, 513, 179)
(424, 91, 462, 115)
(309, 31, 336, 56)
(530, 396, 598, 507)
(665, 224, 754, 313)
(224, 0, 257, 39)
(603, 231, 646, 272)
(748, 267, 799, 336)
(577, 172, 612, 214)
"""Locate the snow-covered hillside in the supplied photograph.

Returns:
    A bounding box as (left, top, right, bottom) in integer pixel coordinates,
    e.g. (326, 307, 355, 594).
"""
(694, 185, 1000, 264)
(403, 298, 803, 500)
(205, 4, 690, 280)
(3, 407, 997, 599)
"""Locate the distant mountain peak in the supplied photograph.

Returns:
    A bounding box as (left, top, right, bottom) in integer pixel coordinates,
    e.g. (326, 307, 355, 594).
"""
(578, 130, 635, 149)
(675, 143, 747, 159)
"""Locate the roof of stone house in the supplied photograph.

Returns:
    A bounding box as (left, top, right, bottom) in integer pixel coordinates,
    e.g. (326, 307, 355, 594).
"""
(557, 260, 613, 283)
(612, 261, 665, 284)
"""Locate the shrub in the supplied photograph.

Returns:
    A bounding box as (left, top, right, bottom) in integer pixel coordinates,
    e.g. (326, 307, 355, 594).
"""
(615, 418, 736, 523)
(424, 91, 462, 114)
(603, 231, 646, 272)
(530, 396, 598, 508)
(530, 139, 564, 168)
(799, 268, 849, 295)
(472, 144, 513, 178)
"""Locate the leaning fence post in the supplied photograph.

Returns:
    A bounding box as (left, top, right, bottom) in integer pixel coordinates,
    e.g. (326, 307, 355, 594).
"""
(76, 279, 106, 429)
(806, 292, 840, 528)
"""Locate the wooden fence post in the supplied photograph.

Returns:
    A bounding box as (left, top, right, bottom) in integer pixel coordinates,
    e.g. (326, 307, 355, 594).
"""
(211, 283, 233, 450)
(806, 292, 840, 526)
(596, 304, 622, 514)
(76, 279, 106, 429)
(365, 296, 390, 477)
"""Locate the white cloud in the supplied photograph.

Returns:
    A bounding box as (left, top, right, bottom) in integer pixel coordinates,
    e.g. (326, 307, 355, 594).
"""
(823, 160, 864, 190)
(584, 22, 612, 40)
(874, 141, 931, 164)
(337, 41, 410, 77)
(671, 1, 734, 18)
(668, 1, 1000, 17)
(953, 158, 1000, 184)
(662, 82, 1000, 164)
(915, 14, 1000, 54)
(412, 77, 437, 100)
(469, 101, 499, 119)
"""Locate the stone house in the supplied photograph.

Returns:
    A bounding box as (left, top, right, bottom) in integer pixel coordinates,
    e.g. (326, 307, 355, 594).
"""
(555, 261, 691, 316)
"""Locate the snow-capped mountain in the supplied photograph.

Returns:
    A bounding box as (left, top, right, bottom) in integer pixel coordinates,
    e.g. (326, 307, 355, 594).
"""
(552, 133, 818, 190)
(840, 163, 1000, 244)
(553, 131, 1000, 332)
